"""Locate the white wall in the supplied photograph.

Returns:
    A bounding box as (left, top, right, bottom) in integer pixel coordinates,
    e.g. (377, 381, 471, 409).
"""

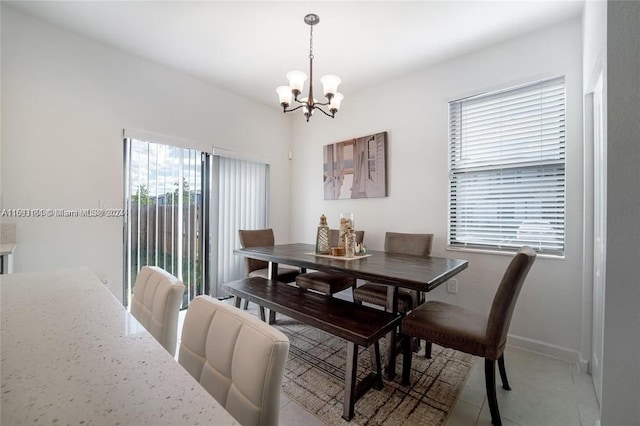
(601, 1, 640, 423)
(0, 6, 292, 301)
(290, 19, 586, 363)
(581, 0, 607, 405)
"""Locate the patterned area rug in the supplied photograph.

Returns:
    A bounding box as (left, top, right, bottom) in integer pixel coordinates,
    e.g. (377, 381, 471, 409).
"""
(271, 314, 476, 426)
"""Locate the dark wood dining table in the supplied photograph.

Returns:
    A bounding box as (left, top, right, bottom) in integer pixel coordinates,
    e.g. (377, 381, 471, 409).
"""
(234, 243, 469, 377)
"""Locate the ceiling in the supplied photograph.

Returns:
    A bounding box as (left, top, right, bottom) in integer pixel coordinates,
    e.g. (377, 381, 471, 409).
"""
(6, 1, 584, 109)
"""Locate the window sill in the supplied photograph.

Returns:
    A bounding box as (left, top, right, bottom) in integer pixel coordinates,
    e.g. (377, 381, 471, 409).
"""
(446, 246, 565, 260)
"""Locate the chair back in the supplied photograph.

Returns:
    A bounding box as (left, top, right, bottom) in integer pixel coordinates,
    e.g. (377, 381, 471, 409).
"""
(131, 266, 185, 356)
(179, 296, 290, 426)
(238, 229, 275, 274)
(485, 247, 537, 358)
(328, 229, 365, 247)
(384, 232, 433, 257)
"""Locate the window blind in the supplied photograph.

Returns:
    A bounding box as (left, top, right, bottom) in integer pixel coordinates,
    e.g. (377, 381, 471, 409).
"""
(448, 77, 566, 255)
(124, 138, 208, 307)
(213, 156, 269, 296)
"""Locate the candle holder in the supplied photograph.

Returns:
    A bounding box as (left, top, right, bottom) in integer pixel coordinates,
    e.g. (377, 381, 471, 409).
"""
(315, 214, 330, 254)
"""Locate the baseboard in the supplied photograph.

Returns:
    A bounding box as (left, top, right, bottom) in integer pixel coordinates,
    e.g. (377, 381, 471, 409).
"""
(507, 334, 589, 371)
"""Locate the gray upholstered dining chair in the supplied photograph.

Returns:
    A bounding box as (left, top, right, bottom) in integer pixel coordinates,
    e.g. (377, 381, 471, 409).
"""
(353, 232, 433, 314)
(238, 228, 300, 311)
(238, 229, 300, 283)
(401, 246, 536, 426)
(130, 266, 185, 356)
(178, 296, 290, 426)
(296, 229, 365, 296)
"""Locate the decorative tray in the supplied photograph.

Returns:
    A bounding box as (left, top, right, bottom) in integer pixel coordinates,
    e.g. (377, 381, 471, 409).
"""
(304, 252, 371, 261)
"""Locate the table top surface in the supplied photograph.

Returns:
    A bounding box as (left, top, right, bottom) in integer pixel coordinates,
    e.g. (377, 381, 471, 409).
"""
(1, 267, 238, 426)
(235, 243, 468, 292)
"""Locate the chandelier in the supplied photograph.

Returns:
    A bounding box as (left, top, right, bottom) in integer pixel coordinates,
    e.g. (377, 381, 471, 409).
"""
(276, 14, 343, 122)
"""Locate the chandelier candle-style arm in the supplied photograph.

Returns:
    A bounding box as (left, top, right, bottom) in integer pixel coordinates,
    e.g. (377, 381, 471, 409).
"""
(276, 13, 344, 122)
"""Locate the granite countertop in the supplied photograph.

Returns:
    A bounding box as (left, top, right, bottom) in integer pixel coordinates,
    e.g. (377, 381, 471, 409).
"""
(0, 242, 16, 255)
(1, 223, 17, 255)
(1, 267, 239, 425)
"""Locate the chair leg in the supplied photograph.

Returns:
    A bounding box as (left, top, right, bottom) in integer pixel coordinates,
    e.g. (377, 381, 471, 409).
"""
(411, 337, 421, 353)
(401, 332, 412, 386)
(373, 342, 384, 390)
(497, 354, 511, 390)
(424, 341, 432, 359)
(485, 359, 502, 426)
(368, 344, 378, 373)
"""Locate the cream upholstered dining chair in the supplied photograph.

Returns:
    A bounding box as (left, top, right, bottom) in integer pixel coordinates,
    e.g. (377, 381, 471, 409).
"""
(353, 232, 433, 314)
(295, 229, 365, 296)
(130, 266, 185, 356)
(401, 247, 536, 426)
(178, 296, 290, 426)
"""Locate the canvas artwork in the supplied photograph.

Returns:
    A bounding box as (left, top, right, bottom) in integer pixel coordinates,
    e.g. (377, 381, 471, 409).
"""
(323, 131, 388, 200)
(323, 132, 387, 200)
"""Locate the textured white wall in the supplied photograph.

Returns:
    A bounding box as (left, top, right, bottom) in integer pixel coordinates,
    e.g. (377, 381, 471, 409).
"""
(0, 7, 292, 301)
(581, 0, 607, 404)
(290, 19, 585, 362)
(601, 1, 640, 423)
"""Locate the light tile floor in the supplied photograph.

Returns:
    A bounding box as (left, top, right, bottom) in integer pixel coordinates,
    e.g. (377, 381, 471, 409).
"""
(177, 302, 600, 426)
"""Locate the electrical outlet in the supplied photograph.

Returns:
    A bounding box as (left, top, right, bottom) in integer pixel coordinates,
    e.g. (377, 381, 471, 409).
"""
(447, 279, 458, 294)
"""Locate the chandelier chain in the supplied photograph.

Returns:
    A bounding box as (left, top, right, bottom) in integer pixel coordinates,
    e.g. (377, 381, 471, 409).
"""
(309, 25, 314, 59)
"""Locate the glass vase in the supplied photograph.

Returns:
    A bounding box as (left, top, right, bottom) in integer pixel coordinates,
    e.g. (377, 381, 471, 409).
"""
(344, 230, 356, 257)
(339, 212, 354, 247)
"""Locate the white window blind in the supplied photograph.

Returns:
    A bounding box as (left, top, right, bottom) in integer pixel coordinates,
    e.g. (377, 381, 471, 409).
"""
(448, 77, 566, 255)
(124, 138, 208, 307)
(213, 156, 269, 296)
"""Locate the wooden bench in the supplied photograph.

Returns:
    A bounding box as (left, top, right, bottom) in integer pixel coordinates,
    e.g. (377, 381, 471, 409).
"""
(222, 277, 402, 421)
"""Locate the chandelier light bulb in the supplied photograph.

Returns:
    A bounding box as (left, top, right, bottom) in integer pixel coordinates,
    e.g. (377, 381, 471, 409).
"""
(286, 71, 307, 96)
(329, 92, 344, 112)
(321, 75, 341, 98)
(276, 86, 293, 107)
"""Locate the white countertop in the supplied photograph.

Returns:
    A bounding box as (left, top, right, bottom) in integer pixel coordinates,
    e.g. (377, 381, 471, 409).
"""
(1, 267, 239, 425)
(0, 242, 16, 255)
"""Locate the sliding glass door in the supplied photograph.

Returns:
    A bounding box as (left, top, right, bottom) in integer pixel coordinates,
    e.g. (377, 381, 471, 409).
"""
(123, 138, 210, 308)
(124, 136, 270, 305)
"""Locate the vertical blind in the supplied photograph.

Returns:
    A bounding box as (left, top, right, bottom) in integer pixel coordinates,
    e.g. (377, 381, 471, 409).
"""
(213, 156, 269, 296)
(448, 76, 566, 255)
(124, 138, 208, 307)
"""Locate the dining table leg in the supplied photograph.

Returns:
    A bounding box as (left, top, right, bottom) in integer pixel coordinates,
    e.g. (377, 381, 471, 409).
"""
(267, 262, 279, 324)
(384, 285, 399, 379)
(343, 342, 358, 421)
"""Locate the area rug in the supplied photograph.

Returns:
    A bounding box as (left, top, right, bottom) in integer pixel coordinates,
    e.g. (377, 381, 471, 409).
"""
(270, 314, 476, 426)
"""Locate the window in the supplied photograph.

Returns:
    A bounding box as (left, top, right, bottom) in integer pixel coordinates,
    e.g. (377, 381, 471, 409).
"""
(367, 137, 376, 180)
(124, 135, 269, 304)
(124, 138, 210, 308)
(448, 77, 566, 255)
